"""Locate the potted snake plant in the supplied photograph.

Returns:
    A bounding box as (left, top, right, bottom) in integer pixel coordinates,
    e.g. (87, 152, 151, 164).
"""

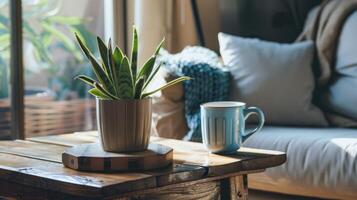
(75, 27, 189, 152)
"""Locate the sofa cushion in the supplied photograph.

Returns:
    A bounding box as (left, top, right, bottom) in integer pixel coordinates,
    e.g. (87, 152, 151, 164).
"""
(151, 69, 188, 140)
(244, 126, 357, 194)
(218, 33, 328, 126)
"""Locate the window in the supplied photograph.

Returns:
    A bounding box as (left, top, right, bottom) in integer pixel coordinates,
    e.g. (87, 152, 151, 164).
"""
(0, 0, 106, 139)
(0, 0, 11, 139)
(23, 0, 105, 137)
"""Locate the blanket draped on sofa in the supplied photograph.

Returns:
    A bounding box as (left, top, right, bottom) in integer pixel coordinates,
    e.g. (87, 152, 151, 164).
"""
(297, 0, 357, 85)
(297, 0, 357, 126)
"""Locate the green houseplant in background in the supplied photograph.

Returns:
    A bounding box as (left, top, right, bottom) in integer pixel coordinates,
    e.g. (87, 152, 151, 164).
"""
(0, 0, 97, 99)
(75, 27, 190, 152)
(0, 0, 100, 138)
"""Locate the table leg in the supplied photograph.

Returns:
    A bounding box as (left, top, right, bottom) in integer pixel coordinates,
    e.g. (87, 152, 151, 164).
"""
(220, 174, 248, 200)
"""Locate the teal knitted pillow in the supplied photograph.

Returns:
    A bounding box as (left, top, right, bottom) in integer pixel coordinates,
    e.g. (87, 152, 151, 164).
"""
(158, 46, 230, 141)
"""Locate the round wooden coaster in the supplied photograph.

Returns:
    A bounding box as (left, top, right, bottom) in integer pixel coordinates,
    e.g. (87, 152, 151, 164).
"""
(62, 143, 173, 172)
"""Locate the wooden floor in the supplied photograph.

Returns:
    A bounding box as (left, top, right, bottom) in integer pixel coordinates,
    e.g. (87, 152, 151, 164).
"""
(250, 190, 324, 200)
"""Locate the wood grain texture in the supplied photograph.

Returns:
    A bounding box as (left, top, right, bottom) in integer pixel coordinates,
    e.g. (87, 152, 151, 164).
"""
(27, 131, 97, 146)
(0, 153, 155, 198)
(62, 143, 173, 171)
(151, 136, 286, 176)
(249, 172, 357, 200)
(0, 141, 207, 189)
(112, 170, 260, 200)
(230, 175, 248, 200)
(146, 163, 207, 187)
(0, 133, 286, 199)
(0, 140, 65, 163)
(0, 180, 89, 200)
(129, 180, 221, 200)
(0, 139, 227, 187)
(29, 132, 286, 176)
(0, 177, 221, 200)
(220, 175, 248, 200)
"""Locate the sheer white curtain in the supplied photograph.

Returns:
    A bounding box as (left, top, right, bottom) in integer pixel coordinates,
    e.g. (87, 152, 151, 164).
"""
(132, 0, 173, 66)
(104, 0, 126, 51)
(104, 0, 208, 62)
(104, 0, 173, 66)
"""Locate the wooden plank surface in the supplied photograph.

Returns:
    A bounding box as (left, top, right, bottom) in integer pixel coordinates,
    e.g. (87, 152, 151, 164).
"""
(0, 140, 209, 197)
(0, 140, 64, 163)
(29, 132, 286, 175)
(0, 153, 155, 198)
(151, 137, 286, 175)
(28, 131, 98, 146)
(0, 180, 89, 200)
(145, 164, 207, 187)
(0, 132, 286, 198)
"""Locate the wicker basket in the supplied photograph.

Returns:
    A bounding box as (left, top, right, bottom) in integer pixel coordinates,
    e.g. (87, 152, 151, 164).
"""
(0, 100, 11, 139)
(0, 96, 96, 138)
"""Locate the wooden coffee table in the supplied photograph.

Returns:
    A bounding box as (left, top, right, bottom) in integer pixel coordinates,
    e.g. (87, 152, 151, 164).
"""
(0, 131, 286, 200)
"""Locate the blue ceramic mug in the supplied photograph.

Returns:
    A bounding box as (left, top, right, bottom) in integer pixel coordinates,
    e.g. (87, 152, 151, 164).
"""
(200, 101, 265, 154)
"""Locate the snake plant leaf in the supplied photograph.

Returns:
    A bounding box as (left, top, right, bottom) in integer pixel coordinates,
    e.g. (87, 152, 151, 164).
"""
(117, 57, 134, 98)
(113, 47, 123, 66)
(108, 41, 118, 95)
(75, 32, 189, 100)
(130, 26, 138, 81)
(75, 32, 94, 62)
(141, 76, 191, 98)
(113, 47, 123, 89)
(137, 56, 155, 80)
(142, 63, 162, 91)
(154, 38, 165, 55)
(88, 52, 114, 94)
(137, 38, 164, 89)
(97, 36, 110, 74)
(94, 82, 118, 100)
(88, 88, 110, 99)
(75, 75, 97, 87)
(75, 33, 114, 94)
(107, 39, 114, 78)
(134, 77, 145, 99)
(136, 38, 163, 81)
(70, 24, 97, 52)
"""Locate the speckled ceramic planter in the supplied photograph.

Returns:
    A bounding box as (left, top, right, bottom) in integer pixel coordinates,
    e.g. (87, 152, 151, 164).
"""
(96, 98, 152, 152)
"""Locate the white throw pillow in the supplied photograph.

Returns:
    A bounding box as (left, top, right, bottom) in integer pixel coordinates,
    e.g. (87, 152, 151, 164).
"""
(218, 33, 328, 126)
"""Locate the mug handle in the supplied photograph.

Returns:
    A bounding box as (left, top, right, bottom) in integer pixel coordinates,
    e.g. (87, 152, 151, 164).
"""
(242, 107, 265, 142)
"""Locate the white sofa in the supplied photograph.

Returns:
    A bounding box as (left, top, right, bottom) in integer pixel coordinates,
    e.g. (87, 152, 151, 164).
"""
(153, 6, 357, 200)
(243, 10, 357, 200)
(245, 126, 357, 200)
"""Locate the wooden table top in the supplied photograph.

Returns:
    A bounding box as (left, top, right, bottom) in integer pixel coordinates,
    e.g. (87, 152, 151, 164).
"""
(0, 131, 286, 198)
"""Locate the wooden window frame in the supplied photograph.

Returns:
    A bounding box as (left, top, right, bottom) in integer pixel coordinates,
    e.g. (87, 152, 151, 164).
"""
(10, 0, 24, 139)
